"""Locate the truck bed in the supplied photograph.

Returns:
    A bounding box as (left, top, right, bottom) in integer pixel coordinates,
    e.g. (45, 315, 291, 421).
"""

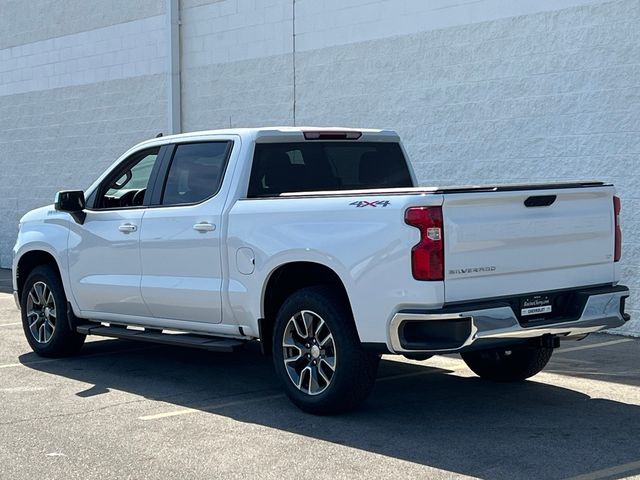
(275, 181, 607, 198)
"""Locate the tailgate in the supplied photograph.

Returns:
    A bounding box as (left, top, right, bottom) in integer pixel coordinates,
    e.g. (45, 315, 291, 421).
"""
(442, 186, 616, 302)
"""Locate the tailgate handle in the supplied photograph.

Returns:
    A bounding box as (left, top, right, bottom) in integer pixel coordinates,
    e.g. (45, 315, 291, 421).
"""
(524, 195, 556, 207)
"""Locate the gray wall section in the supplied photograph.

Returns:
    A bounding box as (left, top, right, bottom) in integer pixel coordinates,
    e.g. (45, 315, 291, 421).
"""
(179, 0, 294, 130)
(0, 74, 167, 267)
(181, 55, 294, 131)
(0, 0, 164, 49)
(181, 0, 225, 9)
(293, 1, 640, 333)
(0, 0, 638, 335)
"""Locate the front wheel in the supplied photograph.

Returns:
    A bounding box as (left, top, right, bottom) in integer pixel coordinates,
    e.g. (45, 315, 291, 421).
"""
(460, 345, 553, 382)
(21, 265, 86, 357)
(273, 286, 379, 415)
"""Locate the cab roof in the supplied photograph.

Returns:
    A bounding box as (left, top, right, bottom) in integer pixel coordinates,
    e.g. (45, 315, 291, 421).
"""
(133, 126, 400, 150)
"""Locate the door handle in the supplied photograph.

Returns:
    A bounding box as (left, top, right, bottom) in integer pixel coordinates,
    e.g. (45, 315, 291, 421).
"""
(118, 223, 137, 234)
(193, 222, 216, 233)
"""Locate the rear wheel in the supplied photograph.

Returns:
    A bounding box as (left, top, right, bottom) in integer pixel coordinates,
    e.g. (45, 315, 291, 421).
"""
(273, 286, 379, 415)
(461, 345, 553, 382)
(21, 265, 86, 357)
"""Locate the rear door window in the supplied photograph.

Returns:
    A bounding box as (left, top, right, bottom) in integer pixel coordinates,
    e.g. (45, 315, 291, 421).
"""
(161, 141, 232, 206)
(247, 142, 413, 197)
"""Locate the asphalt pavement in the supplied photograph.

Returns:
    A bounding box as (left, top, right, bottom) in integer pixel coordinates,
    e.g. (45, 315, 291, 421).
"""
(0, 269, 639, 479)
(0, 268, 12, 295)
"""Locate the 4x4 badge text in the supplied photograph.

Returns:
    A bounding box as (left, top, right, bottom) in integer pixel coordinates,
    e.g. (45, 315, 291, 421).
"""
(350, 200, 390, 208)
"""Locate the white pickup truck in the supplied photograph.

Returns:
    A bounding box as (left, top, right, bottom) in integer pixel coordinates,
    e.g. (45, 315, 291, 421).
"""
(12, 127, 629, 414)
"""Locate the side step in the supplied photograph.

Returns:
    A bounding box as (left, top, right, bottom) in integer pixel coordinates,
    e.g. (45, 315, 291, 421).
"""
(76, 324, 246, 353)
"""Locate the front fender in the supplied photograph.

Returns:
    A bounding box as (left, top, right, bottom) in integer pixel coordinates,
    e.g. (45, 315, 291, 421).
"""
(13, 210, 76, 313)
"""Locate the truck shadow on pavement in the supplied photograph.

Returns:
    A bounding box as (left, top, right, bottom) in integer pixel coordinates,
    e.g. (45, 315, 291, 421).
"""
(20, 339, 640, 480)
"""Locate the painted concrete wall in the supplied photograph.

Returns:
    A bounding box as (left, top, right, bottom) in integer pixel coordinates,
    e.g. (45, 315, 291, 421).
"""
(0, 10, 168, 267)
(1, 0, 638, 335)
(0, 0, 164, 48)
(290, 0, 640, 335)
(180, 0, 294, 130)
(166, 0, 640, 335)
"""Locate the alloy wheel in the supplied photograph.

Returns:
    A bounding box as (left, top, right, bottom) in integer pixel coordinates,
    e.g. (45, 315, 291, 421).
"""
(282, 310, 336, 395)
(25, 281, 56, 344)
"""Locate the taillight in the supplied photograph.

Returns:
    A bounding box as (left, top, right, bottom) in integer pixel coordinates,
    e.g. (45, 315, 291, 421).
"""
(405, 206, 444, 281)
(614, 195, 622, 262)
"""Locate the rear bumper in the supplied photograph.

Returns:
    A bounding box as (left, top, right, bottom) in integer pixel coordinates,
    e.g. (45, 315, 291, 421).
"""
(389, 285, 630, 353)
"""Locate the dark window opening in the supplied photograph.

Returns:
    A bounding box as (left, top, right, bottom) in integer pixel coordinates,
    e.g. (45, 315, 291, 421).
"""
(95, 147, 160, 209)
(247, 142, 413, 197)
(161, 141, 231, 206)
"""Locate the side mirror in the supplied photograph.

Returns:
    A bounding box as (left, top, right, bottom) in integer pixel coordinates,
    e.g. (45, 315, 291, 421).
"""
(54, 190, 86, 224)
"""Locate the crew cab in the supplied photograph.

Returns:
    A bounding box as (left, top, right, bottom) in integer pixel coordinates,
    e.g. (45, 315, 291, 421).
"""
(12, 127, 629, 414)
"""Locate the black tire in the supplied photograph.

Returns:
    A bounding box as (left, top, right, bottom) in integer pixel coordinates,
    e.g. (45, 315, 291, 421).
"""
(272, 286, 379, 415)
(460, 345, 553, 382)
(20, 265, 86, 357)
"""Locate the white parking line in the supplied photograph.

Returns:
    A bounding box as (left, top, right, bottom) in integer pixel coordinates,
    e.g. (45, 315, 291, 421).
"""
(0, 322, 21, 327)
(557, 338, 633, 354)
(139, 393, 285, 421)
(140, 366, 467, 421)
(565, 459, 640, 480)
(377, 371, 437, 382)
(378, 366, 466, 383)
(0, 360, 51, 369)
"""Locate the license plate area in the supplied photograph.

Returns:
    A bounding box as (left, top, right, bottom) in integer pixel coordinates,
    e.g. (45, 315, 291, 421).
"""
(520, 294, 552, 318)
(515, 290, 581, 325)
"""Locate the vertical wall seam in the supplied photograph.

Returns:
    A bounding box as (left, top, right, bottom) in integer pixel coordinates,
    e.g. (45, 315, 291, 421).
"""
(292, 0, 297, 126)
(166, 0, 182, 134)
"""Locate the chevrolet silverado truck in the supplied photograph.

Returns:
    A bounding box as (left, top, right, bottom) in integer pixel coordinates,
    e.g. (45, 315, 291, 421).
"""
(12, 127, 630, 414)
